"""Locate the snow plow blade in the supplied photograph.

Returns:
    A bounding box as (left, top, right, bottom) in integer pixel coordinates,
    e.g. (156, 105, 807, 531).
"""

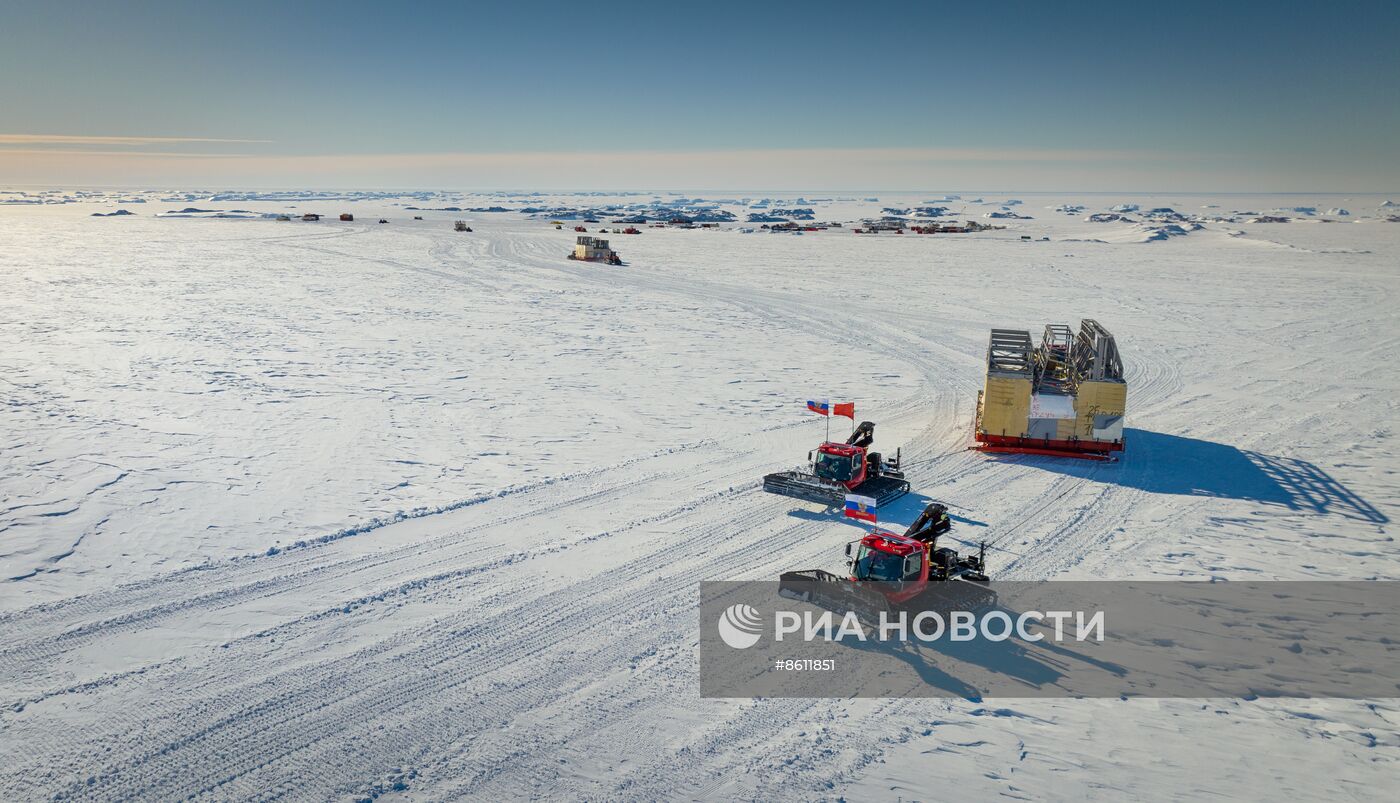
(762, 472, 910, 507)
(778, 570, 894, 622)
(762, 472, 847, 505)
(778, 571, 999, 623)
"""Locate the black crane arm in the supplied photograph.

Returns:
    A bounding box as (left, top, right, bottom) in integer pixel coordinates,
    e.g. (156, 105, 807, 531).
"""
(904, 502, 951, 544)
(846, 421, 875, 449)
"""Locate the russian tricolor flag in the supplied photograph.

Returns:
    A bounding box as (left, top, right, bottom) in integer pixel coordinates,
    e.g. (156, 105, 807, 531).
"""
(844, 494, 878, 523)
(807, 400, 856, 419)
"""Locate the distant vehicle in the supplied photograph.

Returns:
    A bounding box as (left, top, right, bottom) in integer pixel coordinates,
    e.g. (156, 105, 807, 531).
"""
(454, 221, 472, 232)
(568, 235, 622, 265)
(413, 215, 423, 220)
(340, 213, 353, 221)
(276, 214, 291, 222)
(302, 213, 321, 221)
(378, 218, 388, 224)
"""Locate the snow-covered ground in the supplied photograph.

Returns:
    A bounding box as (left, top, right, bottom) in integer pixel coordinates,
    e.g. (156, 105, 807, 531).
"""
(1, 190, 1397, 799)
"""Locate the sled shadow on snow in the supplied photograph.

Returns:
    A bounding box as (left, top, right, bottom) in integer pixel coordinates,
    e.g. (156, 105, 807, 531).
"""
(1005, 428, 1388, 524)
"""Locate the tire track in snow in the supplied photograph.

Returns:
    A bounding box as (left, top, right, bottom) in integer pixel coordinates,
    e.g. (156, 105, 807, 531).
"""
(9, 471, 827, 800)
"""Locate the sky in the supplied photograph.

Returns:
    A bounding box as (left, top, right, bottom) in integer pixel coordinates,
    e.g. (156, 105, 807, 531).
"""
(1, 0, 1397, 191)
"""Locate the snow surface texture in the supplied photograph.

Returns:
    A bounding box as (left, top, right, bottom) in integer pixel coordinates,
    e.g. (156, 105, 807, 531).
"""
(1, 191, 1398, 800)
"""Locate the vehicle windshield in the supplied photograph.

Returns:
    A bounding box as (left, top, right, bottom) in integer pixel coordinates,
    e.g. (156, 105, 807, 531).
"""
(814, 451, 855, 482)
(853, 544, 906, 582)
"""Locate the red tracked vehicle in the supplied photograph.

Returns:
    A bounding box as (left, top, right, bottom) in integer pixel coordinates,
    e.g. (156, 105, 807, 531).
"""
(779, 502, 993, 616)
(762, 421, 910, 507)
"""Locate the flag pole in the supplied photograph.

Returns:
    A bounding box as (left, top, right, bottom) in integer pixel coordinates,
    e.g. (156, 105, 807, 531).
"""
(825, 400, 831, 443)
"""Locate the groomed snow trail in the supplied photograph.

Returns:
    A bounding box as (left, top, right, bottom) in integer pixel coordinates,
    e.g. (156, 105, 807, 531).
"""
(2, 199, 1398, 800)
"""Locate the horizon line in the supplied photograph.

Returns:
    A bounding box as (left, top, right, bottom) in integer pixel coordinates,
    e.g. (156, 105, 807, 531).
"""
(3, 183, 1394, 196)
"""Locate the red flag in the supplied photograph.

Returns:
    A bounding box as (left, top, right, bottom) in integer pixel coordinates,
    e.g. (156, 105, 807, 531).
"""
(832, 402, 855, 420)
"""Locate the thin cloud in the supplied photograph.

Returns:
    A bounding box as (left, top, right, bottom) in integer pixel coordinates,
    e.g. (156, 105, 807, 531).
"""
(8, 145, 1313, 191)
(0, 141, 1152, 162)
(0, 134, 270, 146)
(288, 147, 1164, 166)
(0, 148, 253, 158)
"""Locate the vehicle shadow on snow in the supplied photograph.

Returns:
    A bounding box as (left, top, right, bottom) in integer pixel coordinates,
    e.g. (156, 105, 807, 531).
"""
(839, 606, 1129, 700)
(1007, 428, 1388, 524)
(784, 493, 990, 532)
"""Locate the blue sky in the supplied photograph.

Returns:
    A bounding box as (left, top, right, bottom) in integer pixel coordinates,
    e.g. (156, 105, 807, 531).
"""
(2, 1, 1396, 190)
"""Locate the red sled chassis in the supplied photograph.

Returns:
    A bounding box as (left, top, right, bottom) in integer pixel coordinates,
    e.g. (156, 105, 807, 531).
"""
(972, 430, 1125, 461)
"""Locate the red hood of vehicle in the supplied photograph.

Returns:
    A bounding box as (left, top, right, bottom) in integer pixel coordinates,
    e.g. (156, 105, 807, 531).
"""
(860, 531, 919, 556)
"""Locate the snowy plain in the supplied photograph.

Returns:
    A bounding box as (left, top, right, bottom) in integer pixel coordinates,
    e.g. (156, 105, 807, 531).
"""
(1, 189, 1397, 800)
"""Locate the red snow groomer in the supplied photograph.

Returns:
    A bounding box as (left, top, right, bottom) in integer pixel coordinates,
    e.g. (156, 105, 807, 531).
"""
(779, 502, 994, 618)
(567, 235, 623, 265)
(763, 420, 910, 507)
